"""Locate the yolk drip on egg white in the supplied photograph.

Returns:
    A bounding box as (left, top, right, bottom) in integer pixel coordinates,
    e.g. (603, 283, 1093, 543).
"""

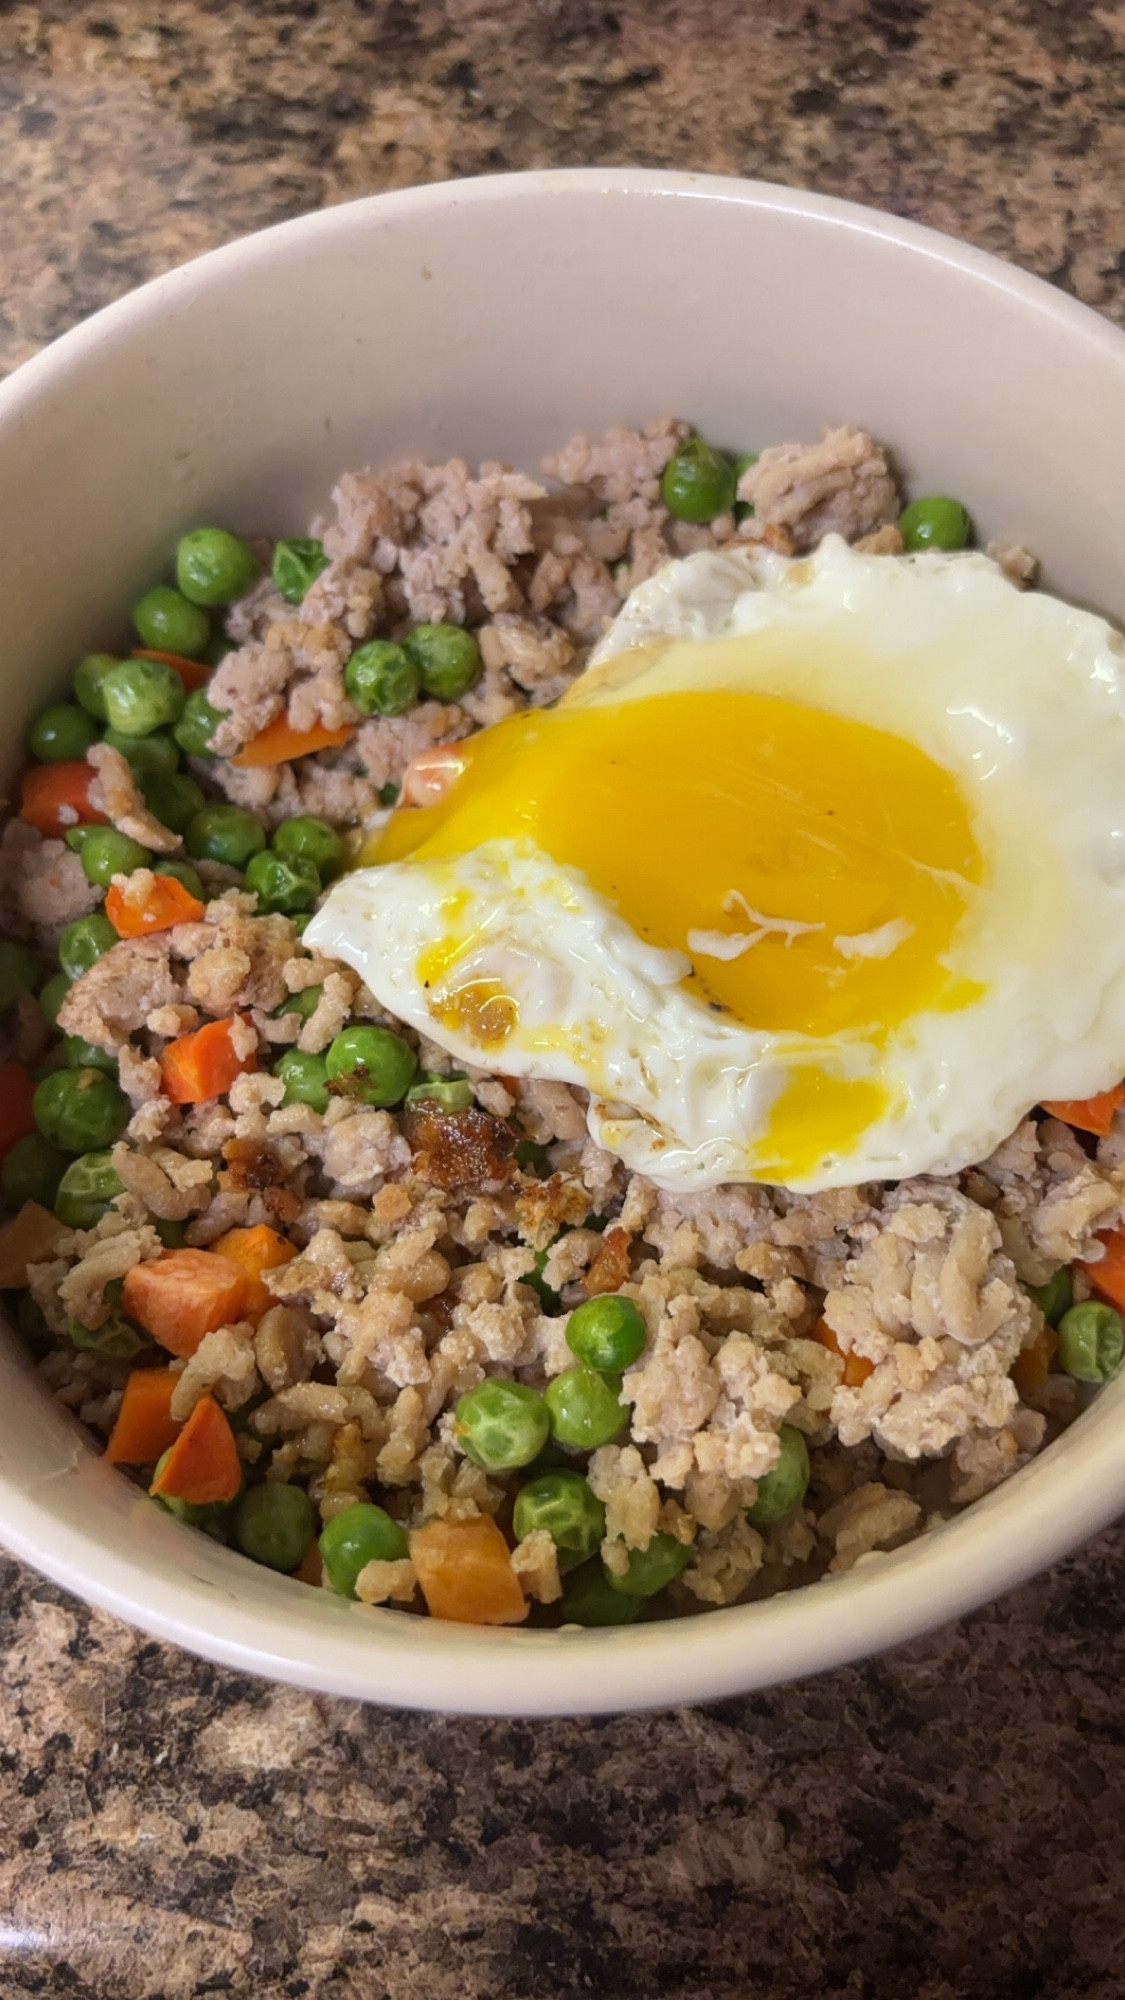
(368, 636, 984, 1179)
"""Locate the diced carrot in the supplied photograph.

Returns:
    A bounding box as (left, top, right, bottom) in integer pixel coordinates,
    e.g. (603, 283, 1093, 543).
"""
(0, 1200, 68, 1288)
(149, 1392, 241, 1506)
(19, 760, 107, 837)
(1012, 1323, 1058, 1400)
(231, 715, 355, 769)
(814, 1316, 875, 1388)
(122, 1248, 249, 1359)
(0, 1060, 37, 1160)
(293, 1543, 323, 1587)
(130, 647, 212, 693)
(105, 873, 204, 939)
(409, 1515, 528, 1626)
(212, 1223, 296, 1319)
(106, 1368, 183, 1465)
(1081, 1226, 1125, 1315)
(1041, 1084, 1125, 1138)
(160, 1015, 257, 1105)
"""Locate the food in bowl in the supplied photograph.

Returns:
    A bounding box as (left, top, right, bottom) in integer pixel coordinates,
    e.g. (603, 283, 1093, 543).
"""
(2, 414, 1123, 1631)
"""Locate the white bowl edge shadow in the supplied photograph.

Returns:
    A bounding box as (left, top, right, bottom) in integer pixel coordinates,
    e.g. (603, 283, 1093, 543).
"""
(0, 167, 1123, 1715)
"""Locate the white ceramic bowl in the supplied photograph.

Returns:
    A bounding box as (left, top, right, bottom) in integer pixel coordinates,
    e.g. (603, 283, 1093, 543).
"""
(3, 168, 1125, 1715)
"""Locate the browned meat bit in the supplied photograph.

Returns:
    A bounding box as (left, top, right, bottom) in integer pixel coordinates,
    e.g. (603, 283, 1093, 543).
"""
(514, 1172, 595, 1252)
(404, 1101, 517, 1191)
(582, 1224, 633, 1299)
(220, 1137, 287, 1191)
(260, 1184, 304, 1228)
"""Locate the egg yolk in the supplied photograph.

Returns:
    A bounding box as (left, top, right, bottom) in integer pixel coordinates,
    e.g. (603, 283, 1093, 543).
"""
(369, 633, 985, 1178)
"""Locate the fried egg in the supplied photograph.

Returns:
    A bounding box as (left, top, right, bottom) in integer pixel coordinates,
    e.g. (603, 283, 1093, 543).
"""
(305, 535, 1125, 1192)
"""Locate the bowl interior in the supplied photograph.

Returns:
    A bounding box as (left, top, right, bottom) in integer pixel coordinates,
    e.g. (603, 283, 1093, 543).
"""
(3, 169, 1125, 1713)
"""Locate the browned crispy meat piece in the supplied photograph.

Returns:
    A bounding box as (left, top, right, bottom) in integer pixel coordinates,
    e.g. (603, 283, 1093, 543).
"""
(403, 1102, 517, 1191)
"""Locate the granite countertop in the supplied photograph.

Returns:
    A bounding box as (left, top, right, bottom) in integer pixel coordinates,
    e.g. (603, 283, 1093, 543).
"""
(3, 4, 1125, 1995)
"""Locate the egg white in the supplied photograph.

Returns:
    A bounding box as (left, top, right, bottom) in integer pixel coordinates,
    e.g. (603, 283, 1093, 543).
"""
(306, 536, 1125, 1191)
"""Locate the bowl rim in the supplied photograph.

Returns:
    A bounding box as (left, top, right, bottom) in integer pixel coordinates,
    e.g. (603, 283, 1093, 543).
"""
(3, 164, 1125, 1715)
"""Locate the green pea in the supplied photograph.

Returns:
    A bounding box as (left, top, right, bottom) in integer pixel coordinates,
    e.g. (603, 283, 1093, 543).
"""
(185, 804, 266, 868)
(62, 1035, 117, 1076)
(16, 1289, 54, 1358)
(272, 816, 345, 879)
(173, 688, 227, 757)
(272, 536, 330, 604)
(176, 526, 257, 608)
(513, 1470, 606, 1571)
(38, 972, 70, 1030)
(132, 584, 211, 659)
(344, 640, 420, 718)
(0, 940, 41, 1013)
(378, 781, 400, 809)
(565, 1294, 646, 1373)
(244, 849, 321, 915)
(454, 1379, 550, 1472)
(73, 653, 120, 722)
(745, 1424, 811, 1526)
(325, 1024, 417, 1108)
(152, 857, 206, 901)
(102, 728, 180, 778)
(275, 1048, 330, 1112)
(34, 1070, 129, 1155)
(101, 659, 185, 738)
(1057, 1301, 1125, 1385)
(232, 1481, 317, 1572)
(69, 1309, 147, 1361)
(28, 703, 98, 763)
(559, 1559, 645, 1627)
(544, 1366, 627, 1450)
(606, 1531, 692, 1598)
(65, 826, 152, 887)
(140, 769, 207, 836)
(58, 913, 117, 981)
(68, 1283, 146, 1360)
(318, 1501, 409, 1597)
(1, 1131, 67, 1210)
(405, 1075, 474, 1112)
(402, 624, 482, 702)
(272, 984, 322, 1023)
(898, 495, 972, 553)
(1030, 1266, 1074, 1328)
(732, 451, 758, 523)
(155, 1217, 188, 1249)
(55, 1152, 126, 1228)
(661, 437, 737, 523)
(152, 1447, 232, 1526)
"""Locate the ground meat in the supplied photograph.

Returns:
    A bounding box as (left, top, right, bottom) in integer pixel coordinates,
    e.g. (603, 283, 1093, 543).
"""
(58, 938, 181, 1052)
(170, 1323, 258, 1421)
(59, 1216, 164, 1331)
(819, 1481, 923, 1573)
(355, 1557, 418, 1606)
(0, 817, 101, 937)
(86, 743, 181, 853)
(509, 1529, 562, 1604)
(353, 702, 471, 793)
(736, 426, 899, 551)
(180, 898, 295, 1017)
(986, 539, 1040, 588)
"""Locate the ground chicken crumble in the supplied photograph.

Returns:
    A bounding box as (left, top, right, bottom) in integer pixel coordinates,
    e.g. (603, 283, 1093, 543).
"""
(1, 419, 1106, 1623)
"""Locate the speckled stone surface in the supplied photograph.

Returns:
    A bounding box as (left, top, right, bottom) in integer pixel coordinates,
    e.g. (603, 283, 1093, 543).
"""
(2, 4, 1125, 1994)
